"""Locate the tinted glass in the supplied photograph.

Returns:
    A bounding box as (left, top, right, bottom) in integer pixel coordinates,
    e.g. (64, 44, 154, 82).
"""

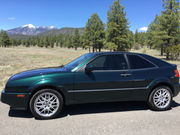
(127, 54, 155, 69)
(88, 54, 128, 70)
(140, 54, 170, 67)
(64, 53, 94, 70)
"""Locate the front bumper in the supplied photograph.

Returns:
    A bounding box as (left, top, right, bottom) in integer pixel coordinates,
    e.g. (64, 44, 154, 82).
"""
(1, 89, 30, 110)
(173, 83, 180, 97)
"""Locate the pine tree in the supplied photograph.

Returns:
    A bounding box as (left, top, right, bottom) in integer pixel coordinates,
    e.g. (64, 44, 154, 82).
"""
(106, 0, 129, 51)
(83, 13, 105, 52)
(72, 29, 80, 50)
(147, 15, 164, 53)
(134, 29, 139, 43)
(39, 39, 44, 47)
(0, 31, 11, 47)
(157, 0, 179, 59)
(127, 30, 135, 49)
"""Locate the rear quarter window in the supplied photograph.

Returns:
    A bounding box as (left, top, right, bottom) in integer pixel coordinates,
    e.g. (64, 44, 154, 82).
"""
(127, 54, 156, 69)
(140, 54, 171, 67)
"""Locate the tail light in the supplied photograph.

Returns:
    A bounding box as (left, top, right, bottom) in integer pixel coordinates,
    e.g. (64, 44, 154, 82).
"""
(175, 69, 179, 78)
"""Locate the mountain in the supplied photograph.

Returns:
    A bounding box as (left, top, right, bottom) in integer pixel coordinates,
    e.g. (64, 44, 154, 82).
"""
(7, 24, 57, 35)
(6, 25, 85, 39)
(38, 27, 84, 36)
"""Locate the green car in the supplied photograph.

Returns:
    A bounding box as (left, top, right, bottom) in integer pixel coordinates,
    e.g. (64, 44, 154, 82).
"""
(1, 52, 180, 119)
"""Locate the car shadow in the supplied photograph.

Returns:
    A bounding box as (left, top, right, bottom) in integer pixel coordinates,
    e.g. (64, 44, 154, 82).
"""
(8, 100, 180, 119)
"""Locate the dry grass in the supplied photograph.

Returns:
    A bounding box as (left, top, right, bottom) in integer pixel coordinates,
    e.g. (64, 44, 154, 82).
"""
(0, 46, 179, 90)
(0, 46, 88, 90)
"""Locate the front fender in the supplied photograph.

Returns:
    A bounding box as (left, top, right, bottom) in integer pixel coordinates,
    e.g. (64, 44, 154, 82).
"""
(27, 78, 73, 105)
(28, 78, 67, 94)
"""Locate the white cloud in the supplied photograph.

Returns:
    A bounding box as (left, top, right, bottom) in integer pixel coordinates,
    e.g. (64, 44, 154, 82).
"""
(8, 17, 16, 20)
(139, 27, 148, 32)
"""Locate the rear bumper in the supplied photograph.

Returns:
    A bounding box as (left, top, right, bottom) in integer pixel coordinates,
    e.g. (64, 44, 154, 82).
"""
(1, 89, 30, 110)
(173, 83, 180, 97)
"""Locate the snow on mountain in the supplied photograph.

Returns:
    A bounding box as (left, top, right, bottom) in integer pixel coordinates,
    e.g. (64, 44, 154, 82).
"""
(7, 24, 57, 35)
(22, 24, 36, 29)
(49, 26, 55, 29)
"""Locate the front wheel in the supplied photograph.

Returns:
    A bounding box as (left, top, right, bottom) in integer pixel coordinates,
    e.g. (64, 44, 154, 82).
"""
(148, 86, 172, 111)
(30, 89, 63, 119)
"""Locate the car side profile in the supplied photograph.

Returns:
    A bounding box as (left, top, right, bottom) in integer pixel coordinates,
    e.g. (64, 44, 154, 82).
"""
(1, 52, 180, 119)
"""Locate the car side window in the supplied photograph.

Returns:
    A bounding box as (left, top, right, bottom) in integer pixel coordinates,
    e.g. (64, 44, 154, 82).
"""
(88, 54, 128, 70)
(127, 54, 155, 69)
(89, 55, 106, 70)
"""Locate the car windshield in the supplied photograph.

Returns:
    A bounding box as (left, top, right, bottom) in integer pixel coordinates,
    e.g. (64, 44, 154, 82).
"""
(63, 53, 94, 70)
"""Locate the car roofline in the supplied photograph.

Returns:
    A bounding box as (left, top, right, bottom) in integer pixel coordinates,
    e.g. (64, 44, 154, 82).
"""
(87, 51, 143, 56)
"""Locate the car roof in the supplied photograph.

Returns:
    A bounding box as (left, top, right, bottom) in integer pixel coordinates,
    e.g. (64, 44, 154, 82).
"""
(87, 51, 142, 56)
(86, 51, 172, 67)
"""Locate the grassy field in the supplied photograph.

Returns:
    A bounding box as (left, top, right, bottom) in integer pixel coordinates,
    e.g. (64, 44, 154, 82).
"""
(0, 47, 88, 90)
(0, 46, 179, 90)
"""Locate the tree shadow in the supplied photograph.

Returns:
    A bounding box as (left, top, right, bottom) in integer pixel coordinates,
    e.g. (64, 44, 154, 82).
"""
(8, 100, 180, 119)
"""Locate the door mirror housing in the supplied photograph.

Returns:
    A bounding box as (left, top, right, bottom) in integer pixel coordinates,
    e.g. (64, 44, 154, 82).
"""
(85, 64, 94, 73)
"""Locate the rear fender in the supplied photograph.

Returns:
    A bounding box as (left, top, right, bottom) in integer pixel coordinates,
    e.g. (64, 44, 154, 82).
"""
(147, 78, 174, 94)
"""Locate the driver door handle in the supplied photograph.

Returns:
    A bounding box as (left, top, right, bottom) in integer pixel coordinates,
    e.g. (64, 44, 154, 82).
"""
(120, 73, 132, 77)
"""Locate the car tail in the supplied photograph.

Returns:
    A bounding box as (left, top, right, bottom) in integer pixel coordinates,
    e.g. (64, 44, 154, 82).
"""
(171, 64, 179, 78)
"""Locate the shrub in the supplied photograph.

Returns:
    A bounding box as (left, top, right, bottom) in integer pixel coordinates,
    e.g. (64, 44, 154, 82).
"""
(165, 45, 180, 60)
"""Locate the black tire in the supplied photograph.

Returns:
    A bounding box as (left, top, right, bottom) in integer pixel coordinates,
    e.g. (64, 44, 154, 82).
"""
(148, 86, 172, 111)
(30, 89, 63, 120)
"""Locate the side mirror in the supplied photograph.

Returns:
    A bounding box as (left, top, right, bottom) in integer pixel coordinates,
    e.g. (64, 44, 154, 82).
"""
(85, 64, 94, 73)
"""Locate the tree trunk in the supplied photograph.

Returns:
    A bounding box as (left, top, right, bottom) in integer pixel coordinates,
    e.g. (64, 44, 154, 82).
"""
(161, 46, 164, 56)
(166, 52, 170, 60)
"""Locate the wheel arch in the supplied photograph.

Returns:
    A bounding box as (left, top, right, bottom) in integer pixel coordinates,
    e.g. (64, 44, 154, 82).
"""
(28, 84, 66, 109)
(149, 81, 175, 96)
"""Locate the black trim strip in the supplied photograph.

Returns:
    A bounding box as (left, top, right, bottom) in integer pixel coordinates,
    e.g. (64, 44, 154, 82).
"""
(68, 87, 147, 93)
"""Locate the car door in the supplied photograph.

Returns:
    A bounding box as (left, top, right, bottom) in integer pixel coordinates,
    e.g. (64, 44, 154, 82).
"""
(72, 54, 134, 104)
(125, 54, 158, 100)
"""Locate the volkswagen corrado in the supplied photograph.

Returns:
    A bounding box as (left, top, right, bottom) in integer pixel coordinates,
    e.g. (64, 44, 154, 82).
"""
(1, 52, 180, 119)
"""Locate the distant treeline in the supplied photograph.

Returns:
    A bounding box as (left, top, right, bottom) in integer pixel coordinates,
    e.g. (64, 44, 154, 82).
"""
(0, 0, 179, 60)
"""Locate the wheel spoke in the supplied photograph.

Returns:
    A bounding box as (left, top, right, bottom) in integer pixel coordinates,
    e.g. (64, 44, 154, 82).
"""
(153, 88, 171, 109)
(34, 92, 60, 117)
(36, 104, 44, 108)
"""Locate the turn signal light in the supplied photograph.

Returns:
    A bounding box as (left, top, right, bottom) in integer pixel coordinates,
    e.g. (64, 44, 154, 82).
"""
(175, 69, 179, 78)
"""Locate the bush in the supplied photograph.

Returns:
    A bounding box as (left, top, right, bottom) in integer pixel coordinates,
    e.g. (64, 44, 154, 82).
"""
(142, 48, 147, 54)
(133, 43, 141, 50)
(165, 45, 180, 60)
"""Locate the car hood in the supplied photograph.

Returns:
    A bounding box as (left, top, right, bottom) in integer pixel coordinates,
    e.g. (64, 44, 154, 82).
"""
(9, 67, 68, 81)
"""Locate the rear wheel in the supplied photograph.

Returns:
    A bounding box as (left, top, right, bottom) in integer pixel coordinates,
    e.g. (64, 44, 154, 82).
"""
(30, 89, 63, 119)
(148, 86, 172, 111)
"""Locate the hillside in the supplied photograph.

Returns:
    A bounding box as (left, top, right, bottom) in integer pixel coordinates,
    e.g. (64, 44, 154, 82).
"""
(7, 27, 84, 39)
(38, 27, 84, 36)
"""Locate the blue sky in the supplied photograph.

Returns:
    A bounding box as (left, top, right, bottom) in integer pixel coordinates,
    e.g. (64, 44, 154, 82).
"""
(0, 0, 163, 32)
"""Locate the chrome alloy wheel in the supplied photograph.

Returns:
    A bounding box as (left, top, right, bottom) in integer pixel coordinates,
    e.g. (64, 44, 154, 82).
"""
(34, 92, 60, 117)
(153, 88, 171, 109)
